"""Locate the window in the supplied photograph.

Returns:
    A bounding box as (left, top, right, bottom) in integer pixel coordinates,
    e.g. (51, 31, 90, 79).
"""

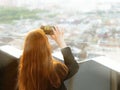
(0, 0, 120, 61)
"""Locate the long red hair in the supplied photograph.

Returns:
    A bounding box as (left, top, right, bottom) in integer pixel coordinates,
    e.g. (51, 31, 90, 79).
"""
(18, 29, 68, 90)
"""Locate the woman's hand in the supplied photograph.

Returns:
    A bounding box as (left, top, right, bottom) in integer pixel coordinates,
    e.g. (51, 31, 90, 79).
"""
(50, 26, 67, 48)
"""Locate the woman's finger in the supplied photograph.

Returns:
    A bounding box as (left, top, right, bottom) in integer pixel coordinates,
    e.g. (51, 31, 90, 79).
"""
(50, 35, 55, 39)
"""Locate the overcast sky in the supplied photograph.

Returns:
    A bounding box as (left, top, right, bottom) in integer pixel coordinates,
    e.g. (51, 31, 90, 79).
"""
(40, 0, 120, 3)
(0, 0, 119, 12)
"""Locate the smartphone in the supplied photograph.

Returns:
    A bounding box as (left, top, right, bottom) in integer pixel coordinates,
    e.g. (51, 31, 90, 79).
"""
(40, 25, 54, 35)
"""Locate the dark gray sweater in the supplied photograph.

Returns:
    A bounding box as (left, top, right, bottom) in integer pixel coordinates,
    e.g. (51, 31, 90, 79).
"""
(51, 47, 79, 90)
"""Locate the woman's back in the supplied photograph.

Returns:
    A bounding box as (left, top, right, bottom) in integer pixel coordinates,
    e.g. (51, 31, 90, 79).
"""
(18, 27, 79, 90)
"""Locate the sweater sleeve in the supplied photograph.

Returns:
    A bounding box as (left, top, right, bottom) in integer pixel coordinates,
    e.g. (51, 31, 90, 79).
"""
(61, 47, 79, 80)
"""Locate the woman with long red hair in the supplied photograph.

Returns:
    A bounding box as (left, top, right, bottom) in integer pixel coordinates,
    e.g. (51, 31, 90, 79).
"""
(18, 26, 79, 90)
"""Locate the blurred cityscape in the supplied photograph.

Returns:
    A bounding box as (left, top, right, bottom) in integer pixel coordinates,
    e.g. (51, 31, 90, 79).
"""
(0, 0, 120, 61)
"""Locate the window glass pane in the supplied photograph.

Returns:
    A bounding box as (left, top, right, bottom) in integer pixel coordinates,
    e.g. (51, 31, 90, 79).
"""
(0, 0, 120, 61)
